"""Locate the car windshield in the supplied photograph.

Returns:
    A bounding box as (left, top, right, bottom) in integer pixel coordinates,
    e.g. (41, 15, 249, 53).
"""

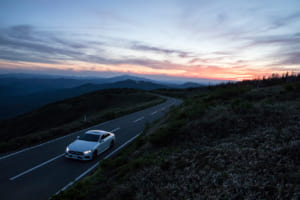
(79, 134, 99, 142)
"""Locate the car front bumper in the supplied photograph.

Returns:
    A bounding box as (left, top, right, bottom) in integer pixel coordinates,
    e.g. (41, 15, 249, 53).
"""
(65, 152, 93, 160)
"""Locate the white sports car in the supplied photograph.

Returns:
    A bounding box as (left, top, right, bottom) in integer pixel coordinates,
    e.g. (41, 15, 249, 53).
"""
(65, 130, 115, 160)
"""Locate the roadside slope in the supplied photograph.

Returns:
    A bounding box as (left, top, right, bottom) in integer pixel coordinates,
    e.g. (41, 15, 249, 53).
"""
(53, 77, 300, 200)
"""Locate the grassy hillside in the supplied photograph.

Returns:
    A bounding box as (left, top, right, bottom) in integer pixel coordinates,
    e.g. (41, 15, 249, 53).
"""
(0, 79, 169, 120)
(0, 88, 164, 153)
(52, 75, 300, 200)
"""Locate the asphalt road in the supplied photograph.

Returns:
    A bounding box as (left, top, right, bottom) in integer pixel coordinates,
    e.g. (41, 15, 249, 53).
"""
(0, 97, 181, 200)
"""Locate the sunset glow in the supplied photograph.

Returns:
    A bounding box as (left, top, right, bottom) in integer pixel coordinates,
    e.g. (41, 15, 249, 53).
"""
(1, 0, 300, 82)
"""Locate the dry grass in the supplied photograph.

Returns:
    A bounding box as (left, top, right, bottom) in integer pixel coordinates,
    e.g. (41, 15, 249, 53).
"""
(52, 78, 300, 200)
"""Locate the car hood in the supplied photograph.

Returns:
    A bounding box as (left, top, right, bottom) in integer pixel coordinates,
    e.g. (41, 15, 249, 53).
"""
(68, 140, 98, 152)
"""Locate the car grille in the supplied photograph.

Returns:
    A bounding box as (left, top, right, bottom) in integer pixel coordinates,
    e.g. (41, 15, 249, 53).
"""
(69, 150, 83, 155)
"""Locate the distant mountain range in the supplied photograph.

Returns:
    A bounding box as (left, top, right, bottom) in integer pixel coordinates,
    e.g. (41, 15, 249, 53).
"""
(0, 75, 154, 96)
(0, 74, 203, 97)
(0, 74, 204, 120)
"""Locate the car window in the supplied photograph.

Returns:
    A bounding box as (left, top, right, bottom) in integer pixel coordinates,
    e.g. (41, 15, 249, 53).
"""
(101, 133, 109, 140)
(79, 134, 100, 142)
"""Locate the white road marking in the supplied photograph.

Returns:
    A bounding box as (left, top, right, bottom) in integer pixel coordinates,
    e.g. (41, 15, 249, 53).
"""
(0, 137, 67, 161)
(133, 116, 144, 123)
(0, 120, 112, 161)
(110, 127, 120, 133)
(5, 99, 179, 182)
(151, 111, 158, 115)
(9, 153, 65, 181)
(9, 127, 121, 181)
(0, 99, 176, 161)
(55, 132, 142, 195)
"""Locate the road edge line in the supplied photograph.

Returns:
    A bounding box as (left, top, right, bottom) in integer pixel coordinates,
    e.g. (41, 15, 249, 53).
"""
(0, 120, 113, 161)
(0, 98, 173, 160)
(54, 132, 142, 196)
(9, 153, 65, 181)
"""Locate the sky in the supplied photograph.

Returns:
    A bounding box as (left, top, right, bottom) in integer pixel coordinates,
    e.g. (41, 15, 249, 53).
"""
(0, 0, 300, 82)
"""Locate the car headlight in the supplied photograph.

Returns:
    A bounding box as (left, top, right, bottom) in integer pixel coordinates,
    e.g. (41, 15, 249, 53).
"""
(66, 147, 70, 152)
(84, 150, 92, 154)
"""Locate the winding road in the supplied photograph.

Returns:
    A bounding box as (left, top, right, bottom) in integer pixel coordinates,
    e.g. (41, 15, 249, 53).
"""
(0, 97, 181, 200)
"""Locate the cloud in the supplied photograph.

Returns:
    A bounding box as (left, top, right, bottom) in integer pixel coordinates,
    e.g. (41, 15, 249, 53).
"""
(0, 25, 195, 71)
(269, 11, 300, 30)
(0, 35, 81, 56)
(9, 25, 35, 41)
(0, 25, 92, 63)
(4, 25, 89, 49)
(0, 48, 59, 64)
(129, 42, 194, 58)
(1, 17, 299, 82)
(242, 32, 300, 66)
(272, 51, 300, 66)
(0, 61, 125, 78)
(246, 34, 300, 47)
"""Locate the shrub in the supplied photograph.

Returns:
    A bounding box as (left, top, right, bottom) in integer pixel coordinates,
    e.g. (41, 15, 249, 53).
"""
(284, 83, 295, 91)
(148, 118, 186, 147)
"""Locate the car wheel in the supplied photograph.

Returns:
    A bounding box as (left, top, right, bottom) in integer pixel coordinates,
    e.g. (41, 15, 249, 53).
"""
(92, 150, 97, 160)
(110, 140, 114, 148)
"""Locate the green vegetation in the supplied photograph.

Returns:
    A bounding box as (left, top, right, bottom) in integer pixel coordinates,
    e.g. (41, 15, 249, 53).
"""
(53, 74, 300, 200)
(0, 88, 164, 153)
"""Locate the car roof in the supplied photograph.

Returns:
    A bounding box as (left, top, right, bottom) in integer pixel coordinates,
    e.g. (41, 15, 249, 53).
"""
(85, 130, 108, 136)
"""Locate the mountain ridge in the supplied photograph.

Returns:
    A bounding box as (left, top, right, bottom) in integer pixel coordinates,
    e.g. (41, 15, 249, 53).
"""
(0, 74, 204, 120)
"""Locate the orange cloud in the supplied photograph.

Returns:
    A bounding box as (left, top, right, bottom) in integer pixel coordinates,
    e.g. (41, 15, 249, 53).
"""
(0, 59, 296, 81)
